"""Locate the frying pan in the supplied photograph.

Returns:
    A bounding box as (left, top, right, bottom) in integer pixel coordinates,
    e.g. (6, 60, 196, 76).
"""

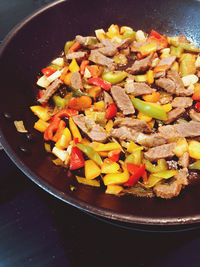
(1, 0, 200, 228)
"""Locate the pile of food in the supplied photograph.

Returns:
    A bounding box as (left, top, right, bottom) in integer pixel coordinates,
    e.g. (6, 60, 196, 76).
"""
(30, 24, 200, 199)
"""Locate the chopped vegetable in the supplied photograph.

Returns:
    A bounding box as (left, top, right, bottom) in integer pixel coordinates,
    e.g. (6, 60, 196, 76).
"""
(85, 160, 101, 179)
(77, 143, 103, 166)
(105, 103, 117, 120)
(88, 77, 111, 91)
(14, 120, 28, 133)
(102, 71, 127, 84)
(70, 146, 85, 170)
(69, 117, 82, 142)
(76, 176, 100, 187)
(188, 140, 200, 159)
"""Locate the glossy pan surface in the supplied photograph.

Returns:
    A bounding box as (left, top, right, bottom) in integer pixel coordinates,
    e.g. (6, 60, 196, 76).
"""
(1, 0, 200, 226)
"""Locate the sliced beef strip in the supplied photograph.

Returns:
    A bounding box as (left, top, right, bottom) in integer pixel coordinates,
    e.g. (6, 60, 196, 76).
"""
(172, 97, 193, 108)
(110, 126, 139, 142)
(116, 38, 132, 49)
(111, 85, 135, 115)
(103, 91, 113, 108)
(189, 109, 200, 122)
(126, 53, 153, 74)
(157, 56, 176, 69)
(98, 39, 118, 57)
(114, 117, 152, 133)
(154, 71, 166, 79)
(153, 168, 188, 199)
(136, 133, 167, 147)
(89, 50, 115, 70)
(144, 143, 176, 161)
(125, 81, 156, 96)
(155, 77, 176, 94)
(70, 71, 83, 90)
(72, 114, 108, 142)
(38, 79, 62, 104)
(165, 107, 186, 124)
(75, 35, 98, 48)
(178, 152, 189, 168)
(66, 51, 87, 60)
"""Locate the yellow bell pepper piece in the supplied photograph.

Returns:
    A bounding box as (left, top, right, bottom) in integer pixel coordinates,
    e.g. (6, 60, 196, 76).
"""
(76, 176, 100, 187)
(106, 24, 120, 39)
(148, 119, 155, 129)
(134, 74, 147, 82)
(64, 72, 73, 85)
(137, 111, 152, 122)
(106, 185, 123, 195)
(69, 58, 80, 73)
(85, 160, 101, 179)
(98, 151, 108, 157)
(44, 143, 51, 153)
(105, 120, 114, 133)
(87, 86, 102, 99)
(171, 61, 179, 72)
(80, 138, 91, 145)
(188, 140, 200, 159)
(103, 164, 129, 185)
(94, 101, 105, 111)
(101, 158, 120, 174)
(91, 142, 122, 152)
(55, 127, 72, 150)
(34, 119, 49, 132)
(162, 104, 172, 113)
(173, 138, 188, 157)
(69, 117, 82, 142)
(127, 141, 144, 153)
(146, 70, 154, 84)
(30, 106, 51, 121)
(139, 42, 157, 56)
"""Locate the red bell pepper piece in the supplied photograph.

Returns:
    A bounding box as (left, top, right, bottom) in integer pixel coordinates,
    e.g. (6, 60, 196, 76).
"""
(195, 102, 200, 112)
(70, 146, 85, 170)
(148, 30, 168, 49)
(88, 77, 111, 91)
(192, 88, 200, 100)
(44, 116, 61, 141)
(105, 103, 117, 120)
(54, 108, 79, 119)
(124, 163, 146, 187)
(42, 68, 57, 77)
(80, 60, 89, 75)
(51, 120, 66, 142)
(68, 41, 81, 54)
(108, 149, 121, 162)
(142, 171, 148, 183)
(149, 29, 163, 39)
(87, 65, 99, 77)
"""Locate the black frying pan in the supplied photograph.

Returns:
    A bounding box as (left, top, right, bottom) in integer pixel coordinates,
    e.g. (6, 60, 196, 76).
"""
(1, 0, 200, 227)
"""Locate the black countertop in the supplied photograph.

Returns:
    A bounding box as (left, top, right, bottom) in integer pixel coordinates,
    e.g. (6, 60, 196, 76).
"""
(1, 1, 200, 266)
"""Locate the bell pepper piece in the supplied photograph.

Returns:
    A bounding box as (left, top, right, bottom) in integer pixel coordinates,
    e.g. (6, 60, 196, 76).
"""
(134, 74, 147, 82)
(192, 83, 200, 100)
(60, 66, 69, 81)
(44, 143, 51, 153)
(80, 60, 89, 75)
(76, 143, 103, 166)
(69, 58, 80, 73)
(188, 140, 200, 159)
(68, 41, 81, 54)
(195, 102, 200, 112)
(64, 72, 73, 85)
(93, 101, 105, 111)
(106, 24, 120, 39)
(106, 185, 123, 194)
(108, 149, 121, 162)
(170, 45, 184, 58)
(143, 174, 164, 188)
(139, 42, 157, 56)
(69, 117, 82, 142)
(113, 53, 128, 65)
(76, 176, 100, 187)
(153, 170, 178, 179)
(142, 159, 168, 173)
(34, 119, 49, 132)
(88, 77, 111, 91)
(179, 53, 196, 77)
(127, 141, 143, 153)
(124, 163, 145, 187)
(85, 160, 101, 179)
(146, 70, 154, 84)
(105, 120, 114, 133)
(142, 92, 160, 103)
(120, 26, 136, 41)
(52, 95, 66, 109)
(64, 40, 75, 55)
(102, 71, 127, 85)
(105, 103, 117, 120)
(137, 111, 152, 122)
(52, 120, 66, 142)
(173, 138, 188, 157)
(131, 97, 167, 120)
(171, 61, 179, 72)
(153, 64, 169, 73)
(70, 146, 85, 170)
(55, 127, 72, 150)
(44, 117, 61, 141)
(87, 86, 102, 99)
(162, 104, 172, 112)
(54, 108, 79, 119)
(169, 40, 200, 53)
(101, 158, 120, 174)
(87, 65, 99, 77)
(92, 142, 122, 152)
(125, 150, 142, 166)
(189, 160, 200, 170)
(103, 164, 129, 185)
(149, 29, 163, 39)
(148, 30, 168, 49)
(68, 96, 92, 111)
(42, 68, 56, 77)
(30, 106, 51, 121)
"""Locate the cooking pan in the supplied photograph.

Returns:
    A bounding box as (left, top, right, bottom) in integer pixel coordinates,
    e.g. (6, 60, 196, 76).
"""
(1, 0, 200, 228)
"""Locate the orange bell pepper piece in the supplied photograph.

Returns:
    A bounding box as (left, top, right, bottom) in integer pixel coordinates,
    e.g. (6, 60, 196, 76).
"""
(68, 41, 81, 54)
(153, 64, 169, 73)
(80, 60, 89, 75)
(143, 91, 160, 103)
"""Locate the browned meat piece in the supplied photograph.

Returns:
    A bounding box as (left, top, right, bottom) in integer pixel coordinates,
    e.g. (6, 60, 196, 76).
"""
(103, 91, 113, 108)
(111, 86, 135, 115)
(125, 82, 156, 96)
(70, 71, 83, 90)
(126, 53, 153, 74)
(165, 107, 186, 124)
(137, 133, 167, 147)
(157, 56, 176, 69)
(167, 70, 194, 96)
(72, 114, 108, 142)
(155, 78, 176, 94)
(98, 39, 118, 56)
(158, 124, 180, 140)
(189, 109, 200, 122)
(178, 152, 189, 168)
(120, 47, 130, 56)
(130, 41, 150, 52)
(38, 79, 62, 104)
(154, 71, 166, 79)
(114, 117, 152, 133)
(110, 127, 139, 142)
(75, 35, 98, 48)
(66, 51, 87, 60)
(116, 38, 132, 49)
(144, 143, 176, 161)
(89, 50, 115, 70)
(172, 97, 193, 108)
(154, 168, 188, 199)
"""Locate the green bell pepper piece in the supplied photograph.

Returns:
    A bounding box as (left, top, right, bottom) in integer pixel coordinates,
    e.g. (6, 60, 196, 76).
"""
(144, 171, 177, 188)
(131, 97, 167, 121)
(76, 144, 103, 166)
(102, 71, 127, 85)
(179, 53, 196, 77)
(170, 45, 184, 57)
(153, 170, 178, 179)
(46, 64, 62, 70)
(125, 150, 142, 166)
(189, 160, 200, 170)
(142, 159, 168, 173)
(84, 37, 97, 46)
(113, 54, 128, 65)
(121, 28, 136, 42)
(68, 86, 90, 98)
(169, 40, 200, 53)
(64, 40, 75, 55)
(52, 95, 66, 109)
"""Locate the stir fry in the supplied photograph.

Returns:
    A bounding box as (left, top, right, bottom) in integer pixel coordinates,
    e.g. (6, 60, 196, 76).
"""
(30, 24, 200, 199)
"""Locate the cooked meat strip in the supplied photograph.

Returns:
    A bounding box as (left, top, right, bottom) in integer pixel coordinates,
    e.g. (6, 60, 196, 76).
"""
(126, 53, 153, 74)
(72, 114, 108, 142)
(110, 126, 139, 142)
(66, 51, 87, 60)
(116, 38, 132, 49)
(75, 35, 98, 48)
(165, 107, 186, 124)
(189, 109, 200, 122)
(154, 71, 166, 79)
(125, 81, 156, 96)
(172, 97, 193, 108)
(144, 143, 176, 161)
(154, 168, 188, 199)
(136, 133, 167, 147)
(155, 77, 176, 94)
(98, 39, 118, 56)
(157, 56, 176, 69)
(89, 50, 115, 70)
(111, 85, 135, 115)
(70, 71, 83, 90)
(114, 117, 152, 133)
(178, 152, 189, 168)
(103, 91, 113, 108)
(38, 79, 62, 104)
(130, 41, 150, 52)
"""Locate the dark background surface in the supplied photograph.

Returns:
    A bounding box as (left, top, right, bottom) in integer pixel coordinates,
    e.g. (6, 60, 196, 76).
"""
(1, 1, 200, 266)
